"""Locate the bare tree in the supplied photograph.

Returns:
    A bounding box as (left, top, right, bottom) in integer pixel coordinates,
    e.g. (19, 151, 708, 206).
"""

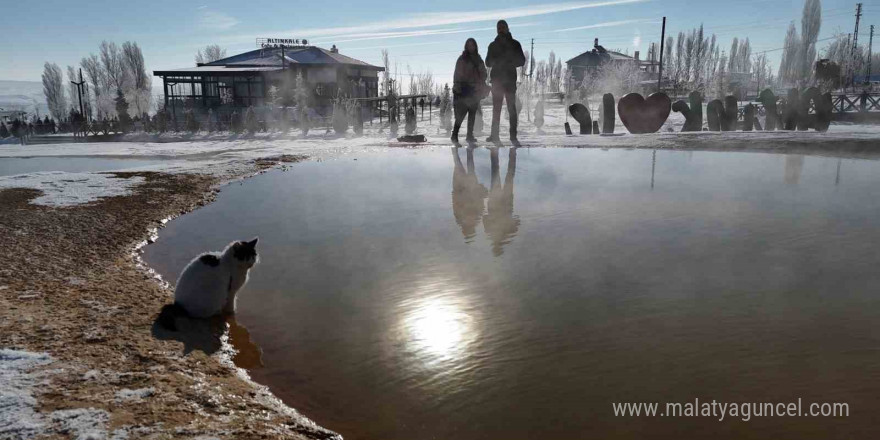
(42, 62, 67, 121)
(195, 44, 227, 65)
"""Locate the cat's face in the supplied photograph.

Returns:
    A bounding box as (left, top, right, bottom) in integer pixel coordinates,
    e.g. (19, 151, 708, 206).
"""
(232, 237, 259, 268)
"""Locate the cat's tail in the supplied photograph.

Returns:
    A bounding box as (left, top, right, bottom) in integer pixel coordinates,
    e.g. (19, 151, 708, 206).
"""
(156, 303, 188, 332)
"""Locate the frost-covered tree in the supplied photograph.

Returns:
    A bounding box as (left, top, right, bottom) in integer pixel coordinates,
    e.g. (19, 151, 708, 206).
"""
(800, 0, 822, 83)
(121, 41, 152, 116)
(82, 53, 114, 118)
(42, 62, 67, 122)
(195, 44, 227, 64)
(100, 41, 125, 93)
(778, 23, 800, 85)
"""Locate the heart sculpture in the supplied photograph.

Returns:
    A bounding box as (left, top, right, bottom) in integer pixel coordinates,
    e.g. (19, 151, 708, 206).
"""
(617, 93, 671, 134)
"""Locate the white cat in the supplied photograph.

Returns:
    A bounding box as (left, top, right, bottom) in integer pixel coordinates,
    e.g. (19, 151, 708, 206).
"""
(171, 238, 259, 319)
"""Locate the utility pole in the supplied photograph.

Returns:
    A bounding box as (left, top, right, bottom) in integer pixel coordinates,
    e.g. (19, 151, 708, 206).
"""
(70, 68, 86, 122)
(529, 38, 535, 78)
(850, 3, 863, 90)
(867, 25, 874, 85)
(658, 16, 666, 92)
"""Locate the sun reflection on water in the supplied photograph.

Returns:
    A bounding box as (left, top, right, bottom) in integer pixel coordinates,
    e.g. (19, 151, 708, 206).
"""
(399, 278, 478, 366)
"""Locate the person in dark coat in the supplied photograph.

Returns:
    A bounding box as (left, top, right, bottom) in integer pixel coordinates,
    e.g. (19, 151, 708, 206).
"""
(485, 20, 525, 142)
(452, 38, 488, 142)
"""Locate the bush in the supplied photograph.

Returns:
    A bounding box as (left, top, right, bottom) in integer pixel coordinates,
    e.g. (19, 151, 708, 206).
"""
(0, 123, 8, 138)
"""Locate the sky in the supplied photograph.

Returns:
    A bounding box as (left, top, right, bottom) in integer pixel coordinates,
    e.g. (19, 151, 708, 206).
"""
(1, 0, 878, 89)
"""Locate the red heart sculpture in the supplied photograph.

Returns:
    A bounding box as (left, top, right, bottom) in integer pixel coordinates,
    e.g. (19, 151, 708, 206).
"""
(617, 93, 671, 134)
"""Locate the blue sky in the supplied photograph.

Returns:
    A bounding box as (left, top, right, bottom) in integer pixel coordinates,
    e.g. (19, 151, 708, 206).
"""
(1, 0, 877, 87)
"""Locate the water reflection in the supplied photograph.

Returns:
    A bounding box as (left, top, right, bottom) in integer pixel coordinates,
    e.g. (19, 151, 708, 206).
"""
(398, 276, 477, 367)
(451, 147, 488, 241)
(483, 148, 520, 256)
(784, 155, 805, 184)
(143, 148, 880, 440)
(152, 312, 263, 369)
(451, 147, 520, 255)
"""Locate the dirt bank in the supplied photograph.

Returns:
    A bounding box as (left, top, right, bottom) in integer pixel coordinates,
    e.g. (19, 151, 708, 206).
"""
(0, 156, 339, 439)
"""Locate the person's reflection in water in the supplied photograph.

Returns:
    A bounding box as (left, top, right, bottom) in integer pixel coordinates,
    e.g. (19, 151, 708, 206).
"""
(452, 147, 488, 241)
(483, 147, 520, 256)
(784, 154, 805, 185)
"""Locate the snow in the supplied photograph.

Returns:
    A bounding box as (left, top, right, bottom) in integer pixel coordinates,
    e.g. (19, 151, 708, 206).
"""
(0, 172, 145, 206)
(0, 102, 877, 208)
(115, 387, 154, 401)
(0, 349, 140, 440)
(0, 349, 52, 440)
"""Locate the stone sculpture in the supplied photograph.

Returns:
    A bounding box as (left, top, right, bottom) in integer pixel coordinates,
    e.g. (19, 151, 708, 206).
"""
(671, 91, 703, 132)
(758, 89, 779, 130)
(568, 103, 592, 134)
(602, 93, 615, 134)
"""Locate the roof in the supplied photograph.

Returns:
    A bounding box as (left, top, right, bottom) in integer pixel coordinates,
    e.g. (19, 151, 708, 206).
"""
(153, 46, 383, 76)
(566, 48, 632, 68)
(205, 46, 383, 70)
(153, 66, 283, 75)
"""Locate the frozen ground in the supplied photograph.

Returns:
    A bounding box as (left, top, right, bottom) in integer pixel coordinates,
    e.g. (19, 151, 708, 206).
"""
(0, 103, 878, 207)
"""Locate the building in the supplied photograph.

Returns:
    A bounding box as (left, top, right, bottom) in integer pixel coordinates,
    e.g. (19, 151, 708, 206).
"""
(566, 38, 663, 87)
(153, 41, 384, 116)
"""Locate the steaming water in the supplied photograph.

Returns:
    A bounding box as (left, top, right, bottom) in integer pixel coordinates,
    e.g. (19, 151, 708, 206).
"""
(144, 147, 880, 439)
(0, 157, 169, 176)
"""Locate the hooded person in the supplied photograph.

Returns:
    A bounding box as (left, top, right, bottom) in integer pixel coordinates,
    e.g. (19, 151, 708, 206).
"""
(452, 38, 488, 143)
(485, 20, 526, 142)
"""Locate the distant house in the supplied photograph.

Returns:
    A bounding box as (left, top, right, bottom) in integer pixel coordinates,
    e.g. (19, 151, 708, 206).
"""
(153, 43, 384, 116)
(566, 39, 667, 88)
(565, 39, 636, 85)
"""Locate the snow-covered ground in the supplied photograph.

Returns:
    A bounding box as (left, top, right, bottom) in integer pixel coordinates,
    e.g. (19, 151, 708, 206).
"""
(0, 349, 137, 440)
(1, 102, 878, 207)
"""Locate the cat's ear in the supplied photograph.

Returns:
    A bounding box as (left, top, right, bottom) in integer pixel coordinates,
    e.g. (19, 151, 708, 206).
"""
(247, 237, 258, 248)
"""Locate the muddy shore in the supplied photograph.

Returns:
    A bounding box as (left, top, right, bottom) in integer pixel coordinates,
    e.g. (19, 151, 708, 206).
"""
(0, 156, 339, 439)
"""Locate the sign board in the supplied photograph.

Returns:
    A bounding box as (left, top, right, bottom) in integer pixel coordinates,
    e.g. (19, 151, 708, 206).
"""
(257, 38, 309, 48)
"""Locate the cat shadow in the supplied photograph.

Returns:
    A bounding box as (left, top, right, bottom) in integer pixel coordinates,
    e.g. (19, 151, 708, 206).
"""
(152, 312, 264, 368)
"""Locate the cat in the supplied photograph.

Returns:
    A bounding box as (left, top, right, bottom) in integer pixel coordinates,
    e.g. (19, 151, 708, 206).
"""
(157, 238, 259, 330)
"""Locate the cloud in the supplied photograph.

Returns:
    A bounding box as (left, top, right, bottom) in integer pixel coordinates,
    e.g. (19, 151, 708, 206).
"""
(551, 18, 657, 33)
(312, 23, 541, 45)
(198, 8, 239, 31)
(220, 0, 649, 44)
